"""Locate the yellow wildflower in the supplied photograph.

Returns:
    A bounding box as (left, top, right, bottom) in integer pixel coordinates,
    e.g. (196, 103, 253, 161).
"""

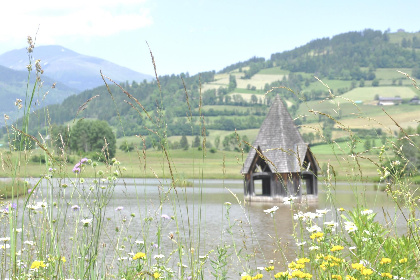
(380, 258, 391, 265)
(30, 261, 46, 269)
(153, 272, 160, 279)
(133, 252, 146, 260)
(332, 275, 342, 280)
(252, 273, 263, 279)
(351, 263, 365, 271)
(361, 268, 373, 276)
(324, 255, 343, 263)
(241, 276, 252, 280)
(399, 258, 407, 263)
(346, 276, 356, 280)
(310, 232, 324, 240)
(290, 270, 312, 279)
(297, 257, 310, 264)
(274, 271, 289, 278)
(288, 261, 305, 269)
(61, 256, 66, 263)
(330, 245, 344, 252)
(265, 266, 274, 271)
(381, 272, 392, 278)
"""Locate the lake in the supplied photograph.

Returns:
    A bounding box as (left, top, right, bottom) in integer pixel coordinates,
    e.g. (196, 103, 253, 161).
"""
(2, 177, 414, 278)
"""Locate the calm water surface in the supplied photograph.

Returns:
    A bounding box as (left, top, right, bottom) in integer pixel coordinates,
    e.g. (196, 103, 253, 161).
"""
(5, 178, 415, 277)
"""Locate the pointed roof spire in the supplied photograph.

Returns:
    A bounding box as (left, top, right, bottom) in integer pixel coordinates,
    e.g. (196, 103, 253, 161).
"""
(242, 95, 307, 174)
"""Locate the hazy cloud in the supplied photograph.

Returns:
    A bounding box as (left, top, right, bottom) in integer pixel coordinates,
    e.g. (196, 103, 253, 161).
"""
(0, 0, 152, 44)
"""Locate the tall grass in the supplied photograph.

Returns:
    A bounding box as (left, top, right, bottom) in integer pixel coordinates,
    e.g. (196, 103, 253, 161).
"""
(0, 38, 419, 280)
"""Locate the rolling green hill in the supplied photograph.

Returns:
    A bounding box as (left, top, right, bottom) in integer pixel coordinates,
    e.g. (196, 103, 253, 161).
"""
(3, 29, 420, 156)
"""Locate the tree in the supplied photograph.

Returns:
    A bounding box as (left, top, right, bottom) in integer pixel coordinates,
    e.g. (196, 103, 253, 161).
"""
(302, 132, 315, 144)
(242, 135, 250, 153)
(120, 141, 134, 152)
(251, 94, 258, 104)
(69, 119, 116, 159)
(51, 124, 70, 153)
(214, 136, 220, 149)
(412, 65, 420, 79)
(192, 135, 200, 148)
(180, 135, 189, 150)
(395, 126, 420, 174)
(364, 136, 371, 150)
(228, 75, 237, 92)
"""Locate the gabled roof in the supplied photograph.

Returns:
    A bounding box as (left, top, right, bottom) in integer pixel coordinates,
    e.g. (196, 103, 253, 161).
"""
(241, 95, 308, 174)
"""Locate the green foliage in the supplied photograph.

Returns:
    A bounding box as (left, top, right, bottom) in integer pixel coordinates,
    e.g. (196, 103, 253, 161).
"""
(14, 71, 216, 139)
(180, 135, 189, 150)
(228, 75, 237, 92)
(214, 136, 220, 149)
(30, 154, 46, 164)
(302, 132, 315, 145)
(70, 119, 116, 159)
(0, 179, 29, 199)
(50, 124, 71, 153)
(363, 136, 371, 150)
(8, 132, 35, 151)
(242, 61, 265, 79)
(242, 135, 250, 153)
(412, 65, 420, 79)
(222, 132, 249, 152)
(219, 56, 265, 74)
(192, 135, 200, 148)
(394, 124, 420, 175)
(210, 244, 231, 279)
(119, 141, 134, 152)
(271, 29, 419, 80)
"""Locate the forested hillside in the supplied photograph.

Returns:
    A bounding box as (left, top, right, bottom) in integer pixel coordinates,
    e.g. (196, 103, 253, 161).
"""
(0, 65, 78, 120)
(4, 29, 420, 154)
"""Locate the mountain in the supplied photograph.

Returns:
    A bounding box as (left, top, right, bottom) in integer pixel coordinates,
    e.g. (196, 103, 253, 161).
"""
(0, 45, 154, 91)
(0, 64, 78, 121)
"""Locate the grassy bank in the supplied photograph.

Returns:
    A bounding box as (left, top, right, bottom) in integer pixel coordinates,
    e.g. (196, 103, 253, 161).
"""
(0, 179, 29, 199)
(0, 145, 385, 181)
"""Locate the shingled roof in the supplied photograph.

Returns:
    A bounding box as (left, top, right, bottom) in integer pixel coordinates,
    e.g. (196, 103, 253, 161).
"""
(241, 95, 308, 174)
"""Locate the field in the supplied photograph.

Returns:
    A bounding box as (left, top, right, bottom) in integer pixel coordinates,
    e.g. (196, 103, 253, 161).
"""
(0, 136, 387, 181)
(304, 79, 353, 92)
(0, 148, 247, 179)
(340, 86, 417, 102)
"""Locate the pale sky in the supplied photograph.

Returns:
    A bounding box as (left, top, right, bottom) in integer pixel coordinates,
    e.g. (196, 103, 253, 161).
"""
(2, 0, 420, 76)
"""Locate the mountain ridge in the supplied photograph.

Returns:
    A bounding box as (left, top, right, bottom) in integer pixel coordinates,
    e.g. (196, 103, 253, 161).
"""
(0, 45, 154, 91)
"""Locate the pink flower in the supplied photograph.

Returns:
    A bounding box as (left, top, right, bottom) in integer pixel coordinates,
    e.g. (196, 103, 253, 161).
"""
(72, 158, 89, 173)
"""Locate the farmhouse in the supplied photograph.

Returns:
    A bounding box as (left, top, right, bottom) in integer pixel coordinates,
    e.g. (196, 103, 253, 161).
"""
(377, 96, 402, 106)
(241, 95, 319, 202)
(410, 96, 420, 105)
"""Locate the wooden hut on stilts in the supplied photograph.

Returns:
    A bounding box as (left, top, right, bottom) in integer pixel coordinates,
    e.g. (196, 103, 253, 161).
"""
(241, 95, 319, 202)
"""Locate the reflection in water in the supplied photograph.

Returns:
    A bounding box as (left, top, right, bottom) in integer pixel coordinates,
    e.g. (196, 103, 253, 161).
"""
(12, 178, 415, 277)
